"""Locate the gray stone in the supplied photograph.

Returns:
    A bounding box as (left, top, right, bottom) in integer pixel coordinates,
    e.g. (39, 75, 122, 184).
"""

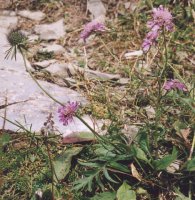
(33, 59, 57, 69)
(0, 16, 18, 29)
(46, 62, 121, 81)
(18, 10, 45, 21)
(34, 19, 65, 40)
(0, 10, 16, 16)
(118, 78, 129, 85)
(87, 0, 106, 19)
(46, 62, 69, 77)
(39, 44, 65, 55)
(124, 50, 143, 59)
(144, 106, 156, 119)
(28, 34, 39, 43)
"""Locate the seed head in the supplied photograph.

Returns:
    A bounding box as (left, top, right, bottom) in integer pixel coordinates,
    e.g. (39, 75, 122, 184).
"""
(5, 29, 28, 60)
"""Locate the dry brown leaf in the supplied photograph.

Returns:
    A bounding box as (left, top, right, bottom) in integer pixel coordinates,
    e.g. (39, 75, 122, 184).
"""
(130, 163, 142, 181)
(180, 128, 191, 144)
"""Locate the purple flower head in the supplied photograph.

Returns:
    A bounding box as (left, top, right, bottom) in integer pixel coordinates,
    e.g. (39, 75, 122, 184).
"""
(163, 79, 187, 92)
(148, 5, 174, 31)
(80, 21, 105, 42)
(142, 5, 174, 53)
(142, 30, 159, 52)
(58, 101, 79, 126)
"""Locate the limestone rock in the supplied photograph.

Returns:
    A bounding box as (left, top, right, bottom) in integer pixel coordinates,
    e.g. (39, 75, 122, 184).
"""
(144, 106, 156, 119)
(45, 62, 121, 81)
(0, 16, 18, 29)
(34, 19, 65, 40)
(28, 34, 39, 43)
(87, 0, 106, 19)
(33, 59, 57, 69)
(39, 44, 65, 55)
(124, 50, 143, 59)
(0, 10, 16, 16)
(18, 10, 45, 21)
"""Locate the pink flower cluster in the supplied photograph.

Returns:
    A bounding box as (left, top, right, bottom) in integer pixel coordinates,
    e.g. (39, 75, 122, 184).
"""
(80, 21, 105, 42)
(163, 79, 187, 92)
(142, 5, 174, 52)
(58, 101, 79, 126)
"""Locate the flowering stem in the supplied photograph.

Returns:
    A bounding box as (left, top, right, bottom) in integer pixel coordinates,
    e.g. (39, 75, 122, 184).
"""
(154, 29, 169, 153)
(188, 132, 195, 161)
(21, 51, 123, 153)
(45, 140, 55, 200)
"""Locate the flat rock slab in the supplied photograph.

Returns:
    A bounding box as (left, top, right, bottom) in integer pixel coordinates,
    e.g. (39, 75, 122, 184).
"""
(34, 19, 66, 40)
(18, 10, 45, 21)
(0, 26, 100, 138)
(39, 43, 65, 55)
(0, 15, 18, 29)
(87, 0, 106, 19)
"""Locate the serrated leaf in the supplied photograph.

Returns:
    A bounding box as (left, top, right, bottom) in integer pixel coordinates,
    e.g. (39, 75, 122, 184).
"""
(90, 192, 116, 200)
(153, 147, 178, 170)
(73, 169, 99, 192)
(53, 147, 83, 181)
(117, 181, 136, 200)
(186, 157, 195, 171)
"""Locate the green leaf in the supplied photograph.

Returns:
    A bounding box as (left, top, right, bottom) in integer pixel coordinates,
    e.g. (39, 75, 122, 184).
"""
(153, 147, 178, 170)
(90, 192, 116, 200)
(131, 145, 149, 162)
(174, 187, 191, 200)
(95, 146, 116, 158)
(53, 147, 83, 181)
(73, 169, 98, 192)
(78, 160, 105, 168)
(103, 167, 118, 183)
(0, 133, 11, 146)
(136, 131, 150, 154)
(116, 181, 136, 200)
(186, 157, 195, 171)
(108, 161, 130, 173)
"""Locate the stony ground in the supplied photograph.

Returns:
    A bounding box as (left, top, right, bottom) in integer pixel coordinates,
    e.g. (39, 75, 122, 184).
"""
(0, 0, 145, 141)
(0, 1, 195, 199)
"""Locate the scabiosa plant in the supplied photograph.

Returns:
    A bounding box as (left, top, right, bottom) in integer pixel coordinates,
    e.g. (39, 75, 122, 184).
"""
(5, 29, 28, 60)
(80, 21, 105, 42)
(142, 5, 174, 53)
(58, 101, 79, 126)
(163, 79, 187, 92)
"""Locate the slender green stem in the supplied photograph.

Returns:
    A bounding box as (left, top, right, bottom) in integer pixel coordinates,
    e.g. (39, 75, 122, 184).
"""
(188, 132, 195, 160)
(99, 37, 120, 62)
(45, 141, 55, 200)
(21, 52, 64, 106)
(154, 29, 169, 154)
(76, 114, 123, 153)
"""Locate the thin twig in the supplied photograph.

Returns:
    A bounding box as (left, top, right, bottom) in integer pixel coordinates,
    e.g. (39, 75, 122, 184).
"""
(188, 132, 195, 160)
(2, 94, 8, 130)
